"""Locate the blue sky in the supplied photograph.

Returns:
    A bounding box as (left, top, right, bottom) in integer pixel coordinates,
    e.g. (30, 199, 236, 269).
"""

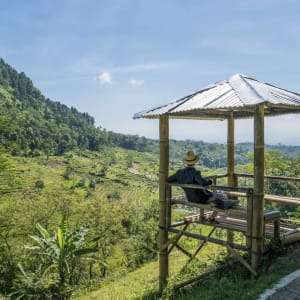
(1, 0, 300, 145)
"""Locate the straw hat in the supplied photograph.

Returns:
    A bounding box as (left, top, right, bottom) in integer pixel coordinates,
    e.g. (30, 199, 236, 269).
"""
(182, 151, 199, 165)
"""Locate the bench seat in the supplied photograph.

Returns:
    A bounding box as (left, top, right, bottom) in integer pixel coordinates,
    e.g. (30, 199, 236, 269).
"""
(171, 196, 281, 239)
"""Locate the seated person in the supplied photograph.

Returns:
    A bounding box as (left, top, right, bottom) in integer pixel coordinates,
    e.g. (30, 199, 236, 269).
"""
(167, 150, 214, 204)
(167, 151, 239, 221)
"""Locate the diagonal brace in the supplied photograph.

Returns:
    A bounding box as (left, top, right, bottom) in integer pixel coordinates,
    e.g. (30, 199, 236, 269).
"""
(225, 243, 258, 277)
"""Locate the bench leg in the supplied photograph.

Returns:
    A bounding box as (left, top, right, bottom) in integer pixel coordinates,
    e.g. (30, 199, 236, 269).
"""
(200, 208, 205, 218)
(227, 230, 234, 244)
(274, 219, 280, 241)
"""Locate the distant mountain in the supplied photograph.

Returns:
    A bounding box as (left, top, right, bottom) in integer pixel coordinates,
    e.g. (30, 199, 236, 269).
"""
(0, 58, 156, 156)
(237, 143, 300, 158)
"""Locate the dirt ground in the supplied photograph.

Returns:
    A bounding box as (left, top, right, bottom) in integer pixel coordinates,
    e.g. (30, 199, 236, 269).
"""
(267, 243, 300, 274)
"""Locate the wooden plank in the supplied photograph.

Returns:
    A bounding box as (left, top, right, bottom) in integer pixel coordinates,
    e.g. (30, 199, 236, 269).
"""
(172, 198, 247, 217)
(182, 212, 284, 238)
(228, 191, 300, 206)
(169, 182, 252, 194)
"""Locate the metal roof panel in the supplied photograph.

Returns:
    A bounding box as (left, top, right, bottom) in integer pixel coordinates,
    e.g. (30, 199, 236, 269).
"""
(133, 74, 300, 119)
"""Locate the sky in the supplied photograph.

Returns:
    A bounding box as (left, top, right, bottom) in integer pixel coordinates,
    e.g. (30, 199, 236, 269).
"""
(1, 0, 300, 145)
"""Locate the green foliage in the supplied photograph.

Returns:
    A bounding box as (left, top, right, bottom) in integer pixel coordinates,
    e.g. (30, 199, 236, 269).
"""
(0, 245, 17, 295)
(35, 180, 45, 189)
(0, 148, 161, 297)
(11, 216, 100, 299)
(10, 264, 70, 300)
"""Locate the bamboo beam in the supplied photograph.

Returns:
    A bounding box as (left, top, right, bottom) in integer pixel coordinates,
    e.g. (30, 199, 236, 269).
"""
(167, 227, 249, 251)
(174, 244, 193, 258)
(189, 227, 216, 261)
(227, 112, 235, 187)
(227, 112, 235, 244)
(281, 230, 300, 245)
(246, 191, 253, 248)
(158, 115, 169, 289)
(174, 260, 236, 290)
(252, 104, 265, 273)
(227, 191, 300, 206)
(233, 173, 300, 183)
(226, 244, 258, 277)
(167, 223, 190, 254)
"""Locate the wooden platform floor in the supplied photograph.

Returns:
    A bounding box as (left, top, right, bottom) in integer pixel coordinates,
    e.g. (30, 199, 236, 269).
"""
(183, 212, 299, 239)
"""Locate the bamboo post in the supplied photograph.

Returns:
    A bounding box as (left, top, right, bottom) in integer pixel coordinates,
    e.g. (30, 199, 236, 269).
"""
(158, 115, 169, 290)
(227, 112, 235, 244)
(166, 184, 172, 229)
(251, 104, 265, 273)
(246, 189, 253, 247)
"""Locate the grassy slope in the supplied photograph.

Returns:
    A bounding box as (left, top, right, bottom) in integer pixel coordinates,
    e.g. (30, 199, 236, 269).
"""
(74, 244, 300, 300)
(74, 243, 224, 300)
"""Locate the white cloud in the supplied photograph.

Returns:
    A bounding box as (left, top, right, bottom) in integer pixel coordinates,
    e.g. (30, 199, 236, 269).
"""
(75, 60, 180, 86)
(128, 78, 144, 87)
(95, 61, 178, 86)
(99, 72, 112, 84)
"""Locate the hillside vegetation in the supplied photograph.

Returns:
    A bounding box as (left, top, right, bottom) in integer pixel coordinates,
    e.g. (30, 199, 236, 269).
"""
(1, 57, 300, 299)
(0, 148, 161, 298)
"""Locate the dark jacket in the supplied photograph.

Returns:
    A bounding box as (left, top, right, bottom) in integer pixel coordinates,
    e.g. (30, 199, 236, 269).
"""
(167, 167, 212, 203)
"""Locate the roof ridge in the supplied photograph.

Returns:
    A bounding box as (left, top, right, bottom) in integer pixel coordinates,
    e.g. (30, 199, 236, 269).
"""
(165, 82, 221, 113)
(228, 73, 265, 105)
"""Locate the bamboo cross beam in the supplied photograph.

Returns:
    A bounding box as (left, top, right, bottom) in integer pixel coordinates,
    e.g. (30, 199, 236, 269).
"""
(189, 227, 217, 262)
(226, 244, 258, 277)
(167, 227, 249, 252)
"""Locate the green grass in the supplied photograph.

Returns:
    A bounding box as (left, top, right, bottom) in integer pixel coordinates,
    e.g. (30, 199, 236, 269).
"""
(73, 243, 300, 300)
(73, 241, 222, 300)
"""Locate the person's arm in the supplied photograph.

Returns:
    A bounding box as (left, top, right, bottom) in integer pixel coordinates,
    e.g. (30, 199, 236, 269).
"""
(194, 171, 212, 186)
(167, 172, 178, 183)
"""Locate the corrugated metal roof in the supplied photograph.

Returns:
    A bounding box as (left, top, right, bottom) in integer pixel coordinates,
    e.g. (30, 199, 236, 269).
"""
(133, 73, 300, 120)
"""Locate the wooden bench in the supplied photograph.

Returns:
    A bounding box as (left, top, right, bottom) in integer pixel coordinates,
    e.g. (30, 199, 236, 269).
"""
(171, 196, 281, 240)
(165, 184, 285, 277)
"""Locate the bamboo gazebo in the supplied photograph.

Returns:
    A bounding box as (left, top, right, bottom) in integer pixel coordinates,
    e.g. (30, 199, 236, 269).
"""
(133, 73, 300, 288)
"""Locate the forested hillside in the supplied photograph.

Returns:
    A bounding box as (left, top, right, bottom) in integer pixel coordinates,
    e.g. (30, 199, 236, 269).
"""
(0, 58, 159, 156)
(1, 57, 300, 168)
